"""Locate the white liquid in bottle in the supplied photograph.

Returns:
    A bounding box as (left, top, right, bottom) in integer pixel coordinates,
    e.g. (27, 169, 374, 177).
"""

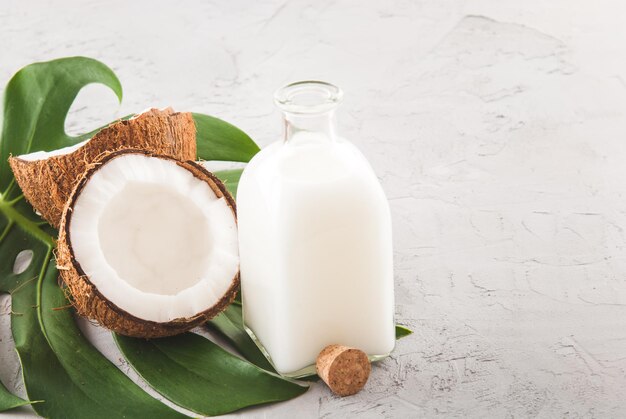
(238, 81, 395, 376)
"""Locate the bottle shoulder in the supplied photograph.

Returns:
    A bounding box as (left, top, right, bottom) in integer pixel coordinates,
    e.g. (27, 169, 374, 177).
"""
(239, 138, 387, 200)
(244, 138, 372, 171)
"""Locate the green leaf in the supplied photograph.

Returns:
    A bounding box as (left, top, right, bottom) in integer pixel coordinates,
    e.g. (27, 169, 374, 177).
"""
(214, 169, 243, 198)
(193, 113, 259, 162)
(395, 325, 413, 339)
(0, 57, 186, 418)
(115, 333, 308, 417)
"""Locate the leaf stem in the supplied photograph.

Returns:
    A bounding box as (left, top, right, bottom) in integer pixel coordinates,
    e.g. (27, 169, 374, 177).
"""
(0, 199, 55, 247)
(7, 194, 24, 206)
(11, 275, 39, 295)
(1, 178, 16, 198)
(35, 248, 53, 344)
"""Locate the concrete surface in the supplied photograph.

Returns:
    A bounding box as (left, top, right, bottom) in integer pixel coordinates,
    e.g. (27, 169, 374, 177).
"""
(1, 0, 626, 417)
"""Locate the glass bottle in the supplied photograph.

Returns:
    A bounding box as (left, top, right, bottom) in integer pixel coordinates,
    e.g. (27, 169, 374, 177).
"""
(237, 81, 395, 377)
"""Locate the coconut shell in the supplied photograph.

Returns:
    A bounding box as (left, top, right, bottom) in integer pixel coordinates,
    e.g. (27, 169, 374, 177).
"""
(9, 108, 196, 228)
(56, 149, 239, 338)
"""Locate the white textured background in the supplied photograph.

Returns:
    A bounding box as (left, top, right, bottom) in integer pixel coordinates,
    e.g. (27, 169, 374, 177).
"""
(2, 0, 626, 417)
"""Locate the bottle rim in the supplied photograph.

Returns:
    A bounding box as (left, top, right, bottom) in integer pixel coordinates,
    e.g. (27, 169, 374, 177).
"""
(274, 81, 343, 115)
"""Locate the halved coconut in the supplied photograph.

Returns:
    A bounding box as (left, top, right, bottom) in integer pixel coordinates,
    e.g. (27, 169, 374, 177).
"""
(56, 149, 239, 338)
(9, 108, 196, 228)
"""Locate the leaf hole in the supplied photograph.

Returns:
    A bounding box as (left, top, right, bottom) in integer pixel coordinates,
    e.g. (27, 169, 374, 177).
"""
(13, 250, 33, 275)
(65, 84, 121, 137)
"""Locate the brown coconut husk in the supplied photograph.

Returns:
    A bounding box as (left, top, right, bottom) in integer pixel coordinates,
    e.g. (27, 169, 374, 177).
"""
(56, 149, 239, 338)
(9, 108, 196, 228)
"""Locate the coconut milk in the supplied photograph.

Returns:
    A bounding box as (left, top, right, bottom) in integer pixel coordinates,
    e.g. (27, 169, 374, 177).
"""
(238, 82, 395, 376)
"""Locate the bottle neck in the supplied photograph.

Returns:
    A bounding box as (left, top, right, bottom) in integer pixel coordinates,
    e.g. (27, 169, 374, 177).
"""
(283, 110, 337, 143)
(274, 81, 343, 144)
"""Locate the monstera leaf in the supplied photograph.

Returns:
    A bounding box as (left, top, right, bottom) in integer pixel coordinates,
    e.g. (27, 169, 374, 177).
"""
(0, 56, 411, 418)
(0, 57, 303, 418)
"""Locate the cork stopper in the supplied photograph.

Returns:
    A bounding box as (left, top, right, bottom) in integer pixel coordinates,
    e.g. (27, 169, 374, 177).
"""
(316, 344, 371, 396)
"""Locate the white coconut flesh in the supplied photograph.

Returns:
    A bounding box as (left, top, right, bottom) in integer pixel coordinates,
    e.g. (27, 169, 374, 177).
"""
(68, 154, 239, 323)
(19, 139, 89, 161)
